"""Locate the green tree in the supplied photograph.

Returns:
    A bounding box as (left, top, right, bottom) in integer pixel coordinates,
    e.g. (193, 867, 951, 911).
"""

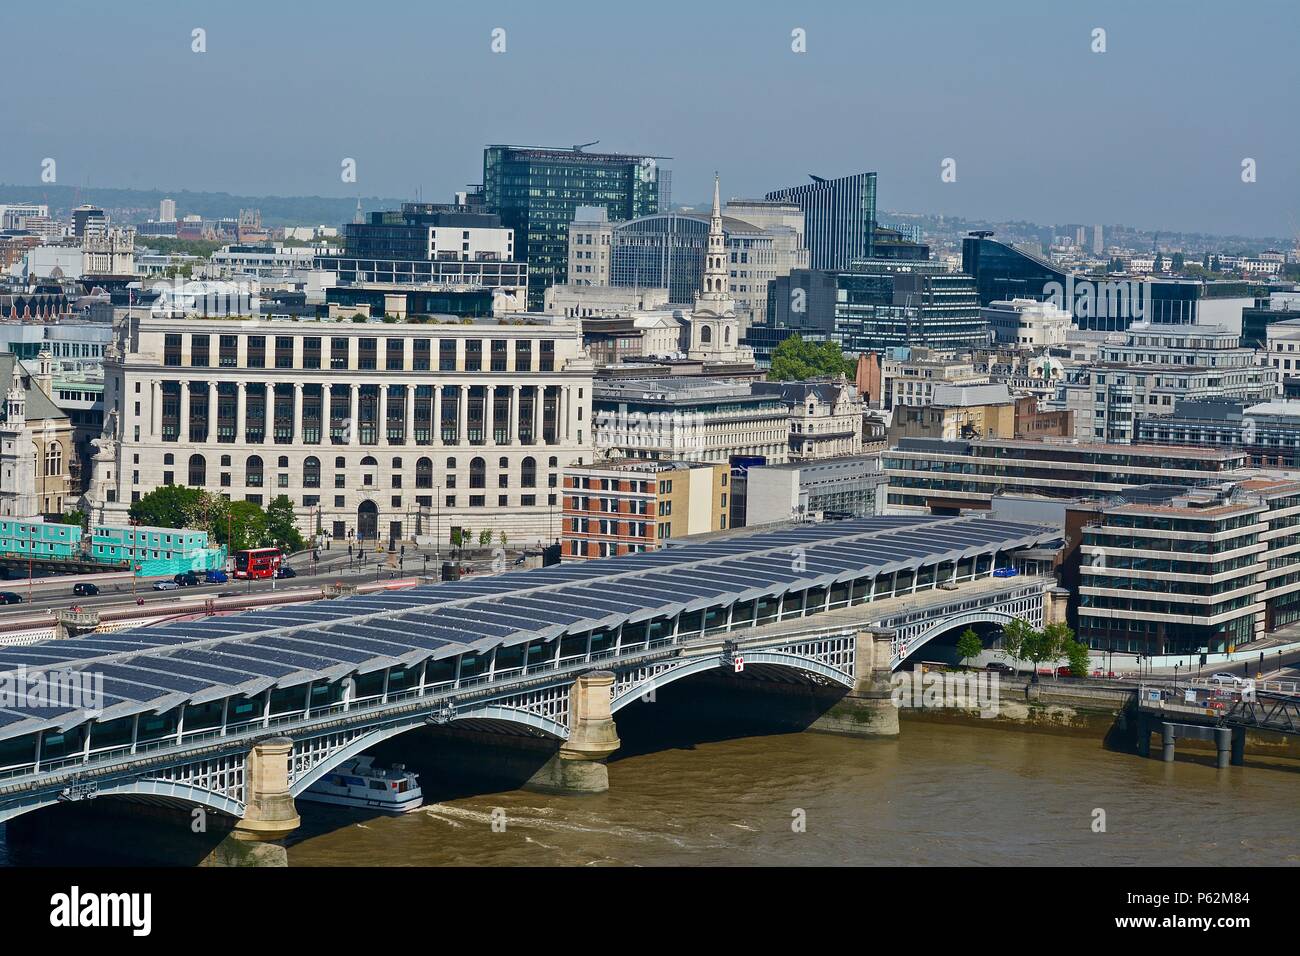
(478, 528, 493, 547)
(57, 510, 86, 529)
(1022, 620, 1077, 681)
(768, 334, 855, 382)
(211, 500, 269, 553)
(999, 617, 1035, 676)
(956, 627, 982, 670)
(1065, 638, 1091, 677)
(129, 485, 206, 529)
(265, 495, 305, 553)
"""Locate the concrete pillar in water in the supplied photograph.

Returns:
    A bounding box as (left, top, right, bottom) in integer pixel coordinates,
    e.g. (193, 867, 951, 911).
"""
(1230, 726, 1246, 766)
(528, 671, 620, 794)
(810, 629, 900, 737)
(1161, 722, 1177, 763)
(232, 736, 300, 841)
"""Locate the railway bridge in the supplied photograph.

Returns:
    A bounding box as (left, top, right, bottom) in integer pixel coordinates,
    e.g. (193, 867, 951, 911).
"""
(0, 514, 1061, 852)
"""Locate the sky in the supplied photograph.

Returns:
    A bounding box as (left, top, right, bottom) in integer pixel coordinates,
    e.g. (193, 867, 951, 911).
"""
(5, 0, 1299, 238)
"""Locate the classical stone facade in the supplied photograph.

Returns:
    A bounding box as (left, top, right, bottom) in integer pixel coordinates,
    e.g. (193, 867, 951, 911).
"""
(88, 315, 595, 545)
(0, 351, 75, 519)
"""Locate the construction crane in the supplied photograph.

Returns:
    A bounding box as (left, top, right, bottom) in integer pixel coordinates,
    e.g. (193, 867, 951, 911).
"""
(572, 141, 599, 152)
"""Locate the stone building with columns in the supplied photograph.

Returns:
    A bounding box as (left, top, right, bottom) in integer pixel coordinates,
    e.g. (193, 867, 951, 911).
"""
(86, 314, 596, 545)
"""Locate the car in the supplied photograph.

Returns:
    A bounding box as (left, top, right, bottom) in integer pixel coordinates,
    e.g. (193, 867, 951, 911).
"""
(153, 581, 180, 591)
(204, 569, 229, 584)
(275, 566, 297, 579)
(1209, 672, 1245, 685)
(73, 582, 99, 596)
(1056, 666, 1075, 678)
(991, 567, 1019, 578)
(173, 571, 199, 587)
(986, 661, 1014, 673)
(0, 591, 22, 605)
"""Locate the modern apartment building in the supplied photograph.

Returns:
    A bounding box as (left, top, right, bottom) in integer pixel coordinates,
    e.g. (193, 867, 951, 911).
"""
(560, 458, 728, 560)
(86, 314, 596, 545)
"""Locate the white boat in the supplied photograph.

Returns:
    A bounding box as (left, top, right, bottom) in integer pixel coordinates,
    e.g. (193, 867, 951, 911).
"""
(300, 756, 424, 812)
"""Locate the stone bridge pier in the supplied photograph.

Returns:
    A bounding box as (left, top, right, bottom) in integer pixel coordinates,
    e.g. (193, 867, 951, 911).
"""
(810, 629, 899, 738)
(52, 608, 100, 640)
(233, 736, 300, 841)
(527, 671, 621, 795)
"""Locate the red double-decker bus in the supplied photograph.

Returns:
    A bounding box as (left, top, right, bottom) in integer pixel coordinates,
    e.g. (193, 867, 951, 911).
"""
(234, 547, 282, 579)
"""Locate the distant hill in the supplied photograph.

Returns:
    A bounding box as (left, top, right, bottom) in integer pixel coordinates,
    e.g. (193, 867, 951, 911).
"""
(0, 184, 408, 228)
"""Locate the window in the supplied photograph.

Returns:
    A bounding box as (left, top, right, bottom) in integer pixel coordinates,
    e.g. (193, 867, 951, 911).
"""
(190, 334, 210, 367)
(247, 336, 266, 368)
(303, 337, 321, 369)
(246, 455, 263, 487)
(44, 442, 62, 476)
(416, 457, 433, 488)
(330, 337, 349, 370)
(470, 457, 485, 489)
(386, 339, 404, 370)
(275, 336, 294, 368)
(188, 453, 206, 487)
(304, 456, 320, 488)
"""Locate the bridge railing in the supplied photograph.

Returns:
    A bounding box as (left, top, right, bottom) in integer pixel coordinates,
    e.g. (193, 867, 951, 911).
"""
(0, 635, 684, 788)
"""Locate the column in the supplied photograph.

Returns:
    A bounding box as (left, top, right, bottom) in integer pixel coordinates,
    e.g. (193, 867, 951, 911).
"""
(457, 386, 468, 444)
(264, 382, 275, 443)
(349, 384, 359, 446)
(321, 384, 331, 444)
(235, 382, 246, 442)
(207, 381, 219, 443)
(179, 382, 191, 443)
(433, 386, 443, 446)
(511, 384, 521, 445)
(533, 385, 543, 445)
(378, 384, 389, 445)
(405, 385, 416, 447)
(292, 383, 303, 444)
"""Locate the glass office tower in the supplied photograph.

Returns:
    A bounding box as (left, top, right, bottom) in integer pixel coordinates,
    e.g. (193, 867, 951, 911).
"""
(483, 145, 662, 308)
(765, 172, 877, 271)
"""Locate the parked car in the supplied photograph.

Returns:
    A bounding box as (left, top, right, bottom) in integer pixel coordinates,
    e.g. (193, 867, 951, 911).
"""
(174, 571, 199, 587)
(275, 566, 297, 579)
(986, 661, 1014, 673)
(1210, 672, 1245, 685)
(1056, 666, 1075, 678)
(0, 591, 22, 605)
(204, 569, 229, 584)
(153, 581, 180, 591)
(991, 567, 1019, 578)
(73, 582, 99, 596)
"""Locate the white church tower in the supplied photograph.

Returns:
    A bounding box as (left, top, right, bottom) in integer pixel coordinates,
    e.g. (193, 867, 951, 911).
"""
(688, 174, 751, 364)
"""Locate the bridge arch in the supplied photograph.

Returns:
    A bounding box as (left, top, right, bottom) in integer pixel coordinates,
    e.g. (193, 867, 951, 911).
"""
(891, 608, 1035, 669)
(610, 650, 855, 714)
(0, 776, 246, 827)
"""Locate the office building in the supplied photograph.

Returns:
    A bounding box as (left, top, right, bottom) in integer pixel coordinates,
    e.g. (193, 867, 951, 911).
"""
(1135, 398, 1300, 469)
(741, 455, 886, 527)
(984, 297, 1073, 346)
(85, 314, 595, 545)
(883, 438, 1248, 514)
(752, 379, 864, 460)
(482, 145, 663, 308)
(765, 171, 877, 271)
(887, 383, 1072, 444)
(592, 377, 789, 465)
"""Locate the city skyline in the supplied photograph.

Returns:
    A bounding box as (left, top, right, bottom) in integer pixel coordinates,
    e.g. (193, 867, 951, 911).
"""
(3, 0, 1297, 238)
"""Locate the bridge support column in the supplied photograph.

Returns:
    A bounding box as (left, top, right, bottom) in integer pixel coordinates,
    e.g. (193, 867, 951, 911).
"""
(527, 671, 620, 795)
(232, 736, 300, 841)
(810, 629, 899, 738)
(52, 609, 100, 640)
(1161, 722, 1177, 763)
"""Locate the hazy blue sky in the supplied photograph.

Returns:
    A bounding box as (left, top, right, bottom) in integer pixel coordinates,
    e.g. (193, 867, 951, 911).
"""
(6, 0, 1298, 237)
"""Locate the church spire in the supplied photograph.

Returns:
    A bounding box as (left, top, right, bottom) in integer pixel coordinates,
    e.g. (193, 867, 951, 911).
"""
(697, 172, 730, 305)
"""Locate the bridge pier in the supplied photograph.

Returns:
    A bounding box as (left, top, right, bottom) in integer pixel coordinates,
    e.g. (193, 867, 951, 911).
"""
(1150, 720, 1246, 770)
(232, 736, 301, 841)
(809, 630, 899, 738)
(52, 608, 100, 640)
(527, 671, 620, 795)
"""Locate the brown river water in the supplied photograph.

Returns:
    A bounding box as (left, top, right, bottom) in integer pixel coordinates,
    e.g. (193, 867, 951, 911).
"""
(3, 705, 1296, 867)
(284, 714, 1300, 868)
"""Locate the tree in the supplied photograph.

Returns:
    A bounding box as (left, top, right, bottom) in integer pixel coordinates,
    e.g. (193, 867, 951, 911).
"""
(265, 495, 305, 553)
(768, 334, 855, 382)
(57, 510, 86, 529)
(129, 485, 206, 529)
(1022, 620, 1076, 682)
(999, 617, 1035, 676)
(1171, 252, 1185, 272)
(450, 527, 471, 553)
(478, 528, 493, 547)
(1066, 638, 1091, 677)
(956, 627, 982, 670)
(498, 530, 509, 550)
(213, 500, 269, 553)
